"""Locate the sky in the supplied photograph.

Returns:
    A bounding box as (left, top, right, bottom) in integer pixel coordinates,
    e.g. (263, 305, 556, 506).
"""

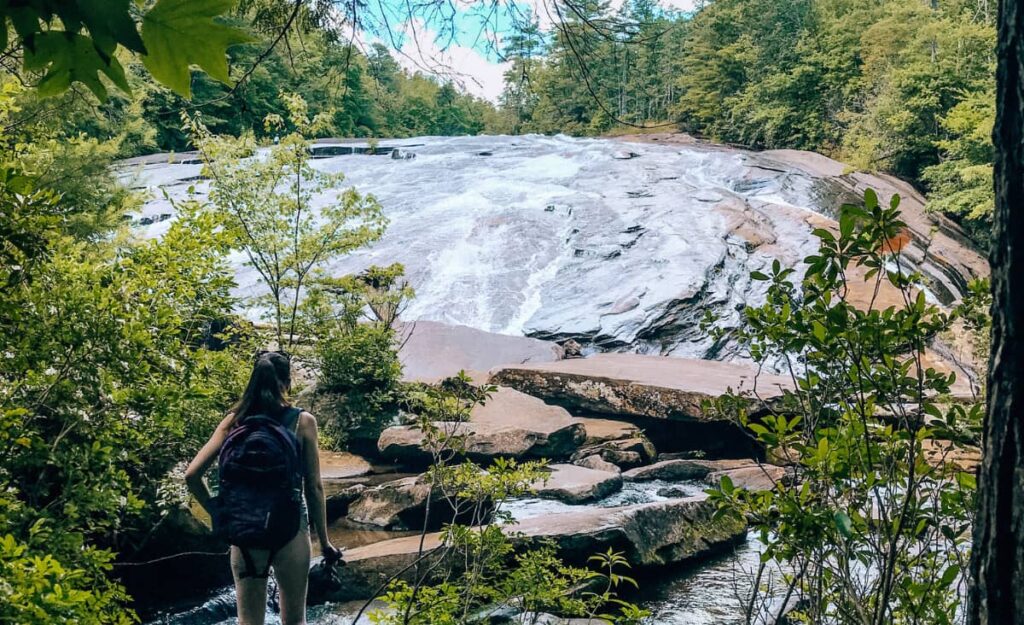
(357, 0, 698, 103)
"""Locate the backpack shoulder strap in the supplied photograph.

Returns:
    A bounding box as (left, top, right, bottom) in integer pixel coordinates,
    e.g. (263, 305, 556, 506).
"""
(280, 406, 302, 434)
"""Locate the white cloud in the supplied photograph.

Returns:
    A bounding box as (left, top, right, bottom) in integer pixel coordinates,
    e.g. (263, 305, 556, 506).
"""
(387, 18, 511, 103)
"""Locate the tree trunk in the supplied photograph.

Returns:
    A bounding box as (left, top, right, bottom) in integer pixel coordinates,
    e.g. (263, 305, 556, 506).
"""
(969, 0, 1024, 623)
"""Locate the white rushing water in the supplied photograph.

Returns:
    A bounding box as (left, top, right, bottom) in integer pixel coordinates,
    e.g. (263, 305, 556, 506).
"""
(122, 134, 841, 360)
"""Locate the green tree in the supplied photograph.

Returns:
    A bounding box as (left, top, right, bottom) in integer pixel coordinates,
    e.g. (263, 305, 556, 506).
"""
(189, 92, 388, 347)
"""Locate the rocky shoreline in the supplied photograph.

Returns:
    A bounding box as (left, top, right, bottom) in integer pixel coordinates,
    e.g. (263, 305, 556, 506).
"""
(135, 328, 796, 621)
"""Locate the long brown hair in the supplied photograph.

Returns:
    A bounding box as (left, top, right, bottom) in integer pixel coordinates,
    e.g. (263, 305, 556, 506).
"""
(229, 351, 291, 425)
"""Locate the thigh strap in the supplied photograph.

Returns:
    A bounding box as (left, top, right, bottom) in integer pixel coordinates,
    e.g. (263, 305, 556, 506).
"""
(238, 546, 277, 579)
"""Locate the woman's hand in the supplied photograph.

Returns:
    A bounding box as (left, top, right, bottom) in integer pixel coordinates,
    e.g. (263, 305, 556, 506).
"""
(322, 543, 343, 563)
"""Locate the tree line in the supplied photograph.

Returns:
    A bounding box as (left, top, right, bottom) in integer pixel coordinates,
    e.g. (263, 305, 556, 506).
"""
(496, 0, 996, 245)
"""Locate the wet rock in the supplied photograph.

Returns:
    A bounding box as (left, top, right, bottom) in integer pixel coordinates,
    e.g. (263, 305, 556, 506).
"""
(311, 495, 747, 604)
(573, 454, 621, 474)
(657, 486, 695, 499)
(324, 483, 366, 521)
(533, 463, 624, 504)
(490, 354, 791, 423)
(612, 150, 641, 160)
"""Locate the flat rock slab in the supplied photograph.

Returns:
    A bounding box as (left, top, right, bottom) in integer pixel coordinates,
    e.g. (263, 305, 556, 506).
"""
(570, 416, 640, 445)
(472, 387, 576, 432)
(378, 420, 586, 466)
(533, 464, 624, 504)
(491, 353, 791, 422)
(399, 320, 563, 383)
(319, 451, 373, 480)
(623, 458, 757, 482)
(705, 465, 787, 492)
(375, 387, 586, 466)
(313, 495, 746, 604)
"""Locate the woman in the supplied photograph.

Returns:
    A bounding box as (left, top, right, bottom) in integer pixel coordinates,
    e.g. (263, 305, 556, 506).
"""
(185, 351, 341, 625)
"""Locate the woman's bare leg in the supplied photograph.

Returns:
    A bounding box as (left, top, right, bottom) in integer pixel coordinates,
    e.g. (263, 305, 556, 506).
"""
(273, 530, 311, 625)
(230, 547, 270, 625)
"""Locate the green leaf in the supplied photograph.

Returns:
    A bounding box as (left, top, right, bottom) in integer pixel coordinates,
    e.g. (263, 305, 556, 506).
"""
(834, 510, 853, 538)
(864, 188, 879, 209)
(23, 32, 130, 100)
(79, 0, 146, 53)
(839, 210, 855, 239)
(720, 474, 735, 495)
(141, 0, 253, 98)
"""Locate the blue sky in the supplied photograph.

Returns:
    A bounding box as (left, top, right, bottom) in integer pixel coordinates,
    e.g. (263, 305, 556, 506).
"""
(357, 0, 697, 102)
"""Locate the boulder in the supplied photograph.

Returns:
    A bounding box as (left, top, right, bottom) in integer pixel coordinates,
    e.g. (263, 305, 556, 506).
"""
(310, 494, 747, 604)
(533, 464, 624, 504)
(378, 389, 587, 466)
(398, 321, 562, 383)
(612, 149, 641, 159)
(570, 416, 640, 445)
(490, 354, 791, 423)
(571, 436, 657, 470)
(623, 458, 755, 482)
(573, 454, 621, 474)
(320, 450, 373, 479)
(346, 474, 489, 531)
(657, 485, 698, 499)
(705, 464, 787, 492)
(325, 483, 366, 520)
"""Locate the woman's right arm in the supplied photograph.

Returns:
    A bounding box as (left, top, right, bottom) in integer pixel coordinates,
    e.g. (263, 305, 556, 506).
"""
(184, 414, 234, 515)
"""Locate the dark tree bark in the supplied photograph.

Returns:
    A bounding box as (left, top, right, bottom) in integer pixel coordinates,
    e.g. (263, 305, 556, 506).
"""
(969, 0, 1024, 623)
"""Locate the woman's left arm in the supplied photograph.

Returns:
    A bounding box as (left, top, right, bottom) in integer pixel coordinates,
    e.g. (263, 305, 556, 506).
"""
(184, 414, 233, 515)
(299, 411, 338, 557)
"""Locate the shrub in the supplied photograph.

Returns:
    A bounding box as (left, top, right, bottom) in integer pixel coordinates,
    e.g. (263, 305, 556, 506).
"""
(707, 190, 982, 625)
(315, 323, 404, 449)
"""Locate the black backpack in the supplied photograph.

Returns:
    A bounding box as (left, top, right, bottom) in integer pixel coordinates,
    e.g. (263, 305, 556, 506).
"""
(215, 407, 303, 578)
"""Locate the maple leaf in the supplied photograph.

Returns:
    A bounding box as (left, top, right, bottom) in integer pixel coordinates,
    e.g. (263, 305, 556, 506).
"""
(22, 32, 130, 100)
(141, 0, 253, 98)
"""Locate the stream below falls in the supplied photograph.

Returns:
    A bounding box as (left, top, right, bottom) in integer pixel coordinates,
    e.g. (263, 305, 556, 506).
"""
(143, 482, 784, 625)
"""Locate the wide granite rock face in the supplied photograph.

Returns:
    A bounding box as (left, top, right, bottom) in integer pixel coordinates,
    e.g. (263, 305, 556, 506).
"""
(490, 353, 791, 422)
(311, 495, 746, 604)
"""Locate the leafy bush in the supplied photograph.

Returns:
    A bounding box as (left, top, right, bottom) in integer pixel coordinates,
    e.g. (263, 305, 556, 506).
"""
(1, 163, 251, 622)
(707, 190, 982, 625)
(315, 323, 404, 449)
